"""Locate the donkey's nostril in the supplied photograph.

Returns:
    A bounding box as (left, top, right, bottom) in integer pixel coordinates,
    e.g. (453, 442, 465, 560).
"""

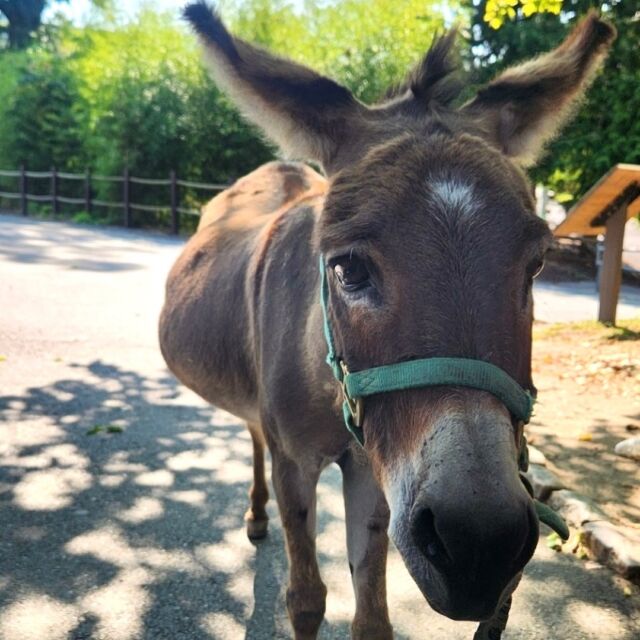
(410, 505, 450, 566)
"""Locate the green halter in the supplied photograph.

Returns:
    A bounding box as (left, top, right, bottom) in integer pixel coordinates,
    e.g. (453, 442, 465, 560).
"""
(319, 255, 569, 542)
(319, 256, 535, 444)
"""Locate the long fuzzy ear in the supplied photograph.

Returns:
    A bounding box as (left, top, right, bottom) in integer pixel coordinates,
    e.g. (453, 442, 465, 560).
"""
(461, 12, 616, 166)
(386, 30, 461, 109)
(183, 1, 365, 168)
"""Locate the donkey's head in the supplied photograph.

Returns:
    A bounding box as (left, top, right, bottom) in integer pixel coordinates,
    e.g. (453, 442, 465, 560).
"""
(184, 2, 614, 621)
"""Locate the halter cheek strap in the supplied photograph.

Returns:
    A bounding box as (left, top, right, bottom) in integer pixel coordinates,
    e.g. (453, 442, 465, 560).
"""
(319, 255, 569, 542)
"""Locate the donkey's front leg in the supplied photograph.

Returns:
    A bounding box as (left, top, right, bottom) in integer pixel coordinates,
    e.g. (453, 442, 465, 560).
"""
(340, 448, 393, 640)
(270, 445, 327, 640)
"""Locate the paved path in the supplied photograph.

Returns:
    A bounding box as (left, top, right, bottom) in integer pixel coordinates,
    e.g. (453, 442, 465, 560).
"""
(534, 280, 640, 323)
(0, 215, 638, 640)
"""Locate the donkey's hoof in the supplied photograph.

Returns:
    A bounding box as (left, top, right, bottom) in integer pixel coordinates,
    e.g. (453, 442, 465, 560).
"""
(246, 516, 269, 541)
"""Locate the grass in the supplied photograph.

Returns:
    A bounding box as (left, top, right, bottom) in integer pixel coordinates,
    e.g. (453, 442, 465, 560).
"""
(533, 317, 640, 341)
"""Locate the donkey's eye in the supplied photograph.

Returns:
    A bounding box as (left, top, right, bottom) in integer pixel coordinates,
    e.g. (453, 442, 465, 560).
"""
(333, 254, 370, 291)
(528, 259, 545, 281)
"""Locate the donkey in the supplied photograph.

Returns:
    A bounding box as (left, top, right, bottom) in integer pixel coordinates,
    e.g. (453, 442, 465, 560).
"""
(160, 3, 614, 638)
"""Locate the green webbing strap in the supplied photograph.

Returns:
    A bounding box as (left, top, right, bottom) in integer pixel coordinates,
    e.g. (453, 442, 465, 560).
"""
(345, 359, 534, 423)
(535, 502, 570, 540)
(521, 473, 570, 541)
(319, 257, 342, 380)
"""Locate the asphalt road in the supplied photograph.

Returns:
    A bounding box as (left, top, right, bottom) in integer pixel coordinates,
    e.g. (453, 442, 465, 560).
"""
(0, 214, 638, 640)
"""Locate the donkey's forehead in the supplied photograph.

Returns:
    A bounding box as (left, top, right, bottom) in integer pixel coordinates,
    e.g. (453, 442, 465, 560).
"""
(319, 132, 545, 249)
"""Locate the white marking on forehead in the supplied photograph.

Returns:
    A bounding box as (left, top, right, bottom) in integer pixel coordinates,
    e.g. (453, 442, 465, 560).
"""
(429, 179, 478, 219)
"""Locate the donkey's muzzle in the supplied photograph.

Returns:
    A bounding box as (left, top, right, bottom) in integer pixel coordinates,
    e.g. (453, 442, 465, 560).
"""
(409, 491, 538, 621)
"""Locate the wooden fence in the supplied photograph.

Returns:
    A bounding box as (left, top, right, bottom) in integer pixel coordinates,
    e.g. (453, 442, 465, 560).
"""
(0, 165, 230, 234)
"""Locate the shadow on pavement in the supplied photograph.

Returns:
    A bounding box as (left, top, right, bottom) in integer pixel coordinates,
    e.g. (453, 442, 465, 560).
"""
(531, 417, 640, 528)
(0, 213, 181, 273)
(0, 360, 354, 639)
(0, 360, 637, 639)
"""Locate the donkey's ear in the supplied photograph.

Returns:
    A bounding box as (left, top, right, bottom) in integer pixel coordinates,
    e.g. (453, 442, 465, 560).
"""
(183, 2, 364, 169)
(461, 12, 615, 166)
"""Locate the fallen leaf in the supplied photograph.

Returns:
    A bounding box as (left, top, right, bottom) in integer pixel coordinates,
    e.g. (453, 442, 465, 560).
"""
(86, 425, 103, 436)
(86, 424, 122, 436)
(578, 433, 593, 442)
(546, 532, 562, 552)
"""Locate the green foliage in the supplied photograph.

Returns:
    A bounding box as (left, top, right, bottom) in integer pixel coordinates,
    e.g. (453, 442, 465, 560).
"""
(0, 49, 25, 168)
(67, 10, 275, 187)
(0, 9, 276, 219)
(1, 0, 636, 223)
(464, 0, 640, 203)
(483, 0, 562, 29)
(228, 0, 451, 103)
(3, 51, 88, 171)
(0, 0, 457, 227)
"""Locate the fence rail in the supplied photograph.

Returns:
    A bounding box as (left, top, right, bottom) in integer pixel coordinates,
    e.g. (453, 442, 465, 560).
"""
(0, 165, 230, 234)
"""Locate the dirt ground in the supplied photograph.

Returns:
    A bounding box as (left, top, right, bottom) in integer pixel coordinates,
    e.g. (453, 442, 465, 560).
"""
(529, 318, 640, 530)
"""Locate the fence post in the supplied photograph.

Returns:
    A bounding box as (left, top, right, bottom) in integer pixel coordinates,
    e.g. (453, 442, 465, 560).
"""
(20, 164, 27, 216)
(84, 168, 92, 215)
(123, 167, 131, 228)
(170, 170, 179, 235)
(51, 166, 59, 216)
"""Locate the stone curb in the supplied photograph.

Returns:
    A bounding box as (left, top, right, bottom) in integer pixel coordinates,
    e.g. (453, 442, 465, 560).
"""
(533, 482, 640, 584)
(524, 464, 565, 502)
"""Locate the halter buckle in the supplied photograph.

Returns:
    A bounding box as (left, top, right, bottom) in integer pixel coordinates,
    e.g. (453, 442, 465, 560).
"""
(340, 360, 364, 427)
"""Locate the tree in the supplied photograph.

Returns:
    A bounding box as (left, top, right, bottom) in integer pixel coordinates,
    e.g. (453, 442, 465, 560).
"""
(0, 1, 46, 49)
(3, 52, 88, 170)
(227, 0, 454, 103)
(0, 0, 110, 50)
(463, 0, 640, 202)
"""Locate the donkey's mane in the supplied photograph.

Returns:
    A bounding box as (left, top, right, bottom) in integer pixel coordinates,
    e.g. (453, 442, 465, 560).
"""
(384, 31, 461, 107)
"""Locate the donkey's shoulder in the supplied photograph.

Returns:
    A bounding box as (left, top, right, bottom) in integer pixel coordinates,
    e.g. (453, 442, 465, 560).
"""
(198, 161, 327, 230)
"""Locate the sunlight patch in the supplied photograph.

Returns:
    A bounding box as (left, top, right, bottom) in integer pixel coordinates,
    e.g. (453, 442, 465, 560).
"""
(80, 567, 151, 640)
(142, 548, 201, 573)
(13, 467, 91, 510)
(177, 431, 206, 442)
(66, 526, 137, 567)
(99, 473, 126, 488)
(0, 421, 64, 449)
(134, 469, 174, 487)
(196, 530, 252, 574)
(0, 594, 77, 640)
(104, 451, 149, 474)
(317, 520, 347, 560)
(168, 489, 207, 505)
(201, 612, 245, 639)
(566, 601, 627, 638)
(117, 497, 164, 524)
(213, 458, 253, 484)
(165, 448, 227, 472)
